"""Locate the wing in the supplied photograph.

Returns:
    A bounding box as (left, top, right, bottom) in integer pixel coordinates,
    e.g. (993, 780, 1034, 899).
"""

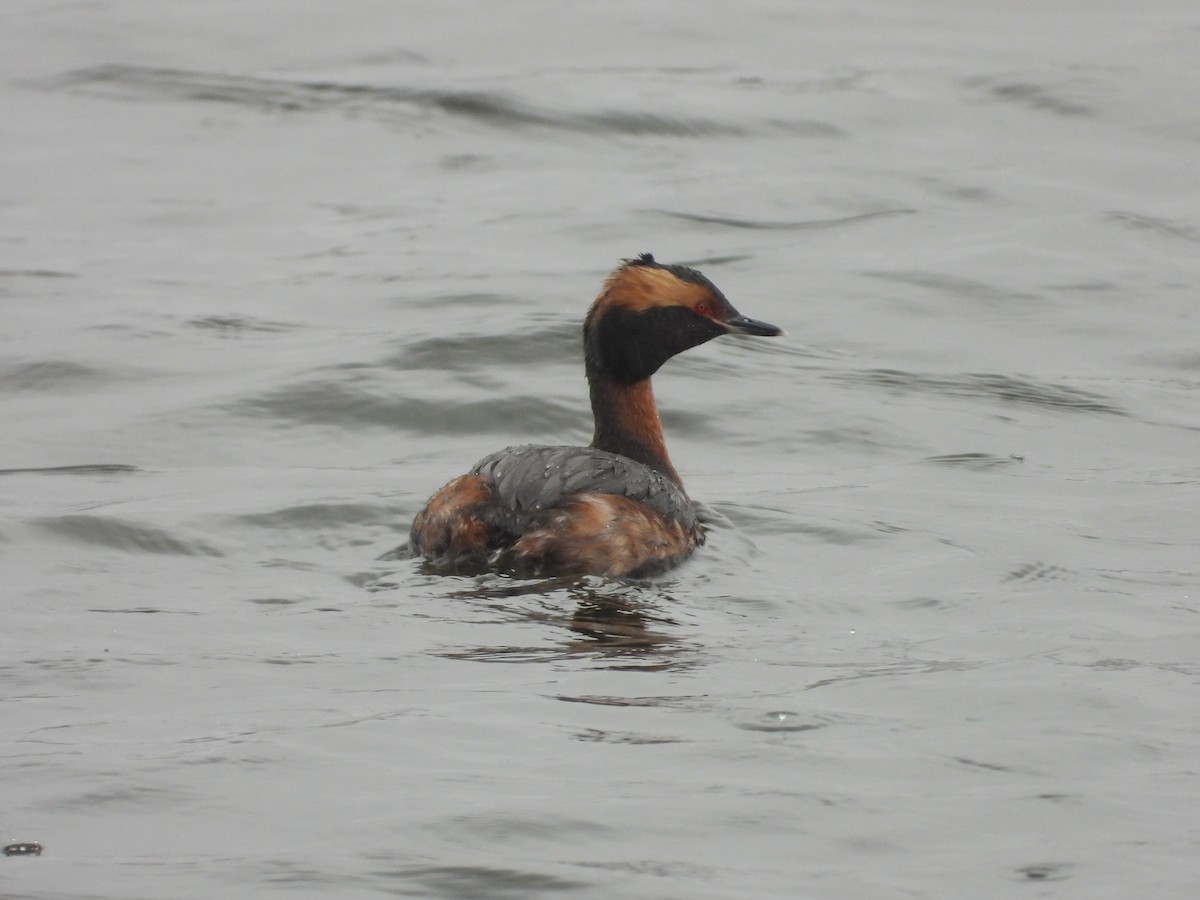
(469, 444, 698, 531)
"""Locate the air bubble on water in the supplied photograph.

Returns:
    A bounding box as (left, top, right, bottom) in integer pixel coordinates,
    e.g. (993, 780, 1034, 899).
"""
(737, 710, 821, 733)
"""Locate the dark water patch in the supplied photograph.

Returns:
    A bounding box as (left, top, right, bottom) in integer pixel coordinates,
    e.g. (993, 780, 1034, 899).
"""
(1004, 562, 1074, 584)
(261, 656, 329, 665)
(47, 65, 749, 138)
(826, 368, 1126, 414)
(188, 315, 298, 334)
(233, 502, 392, 530)
(1107, 210, 1200, 243)
(1065, 655, 1200, 678)
(260, 860, 343, 887)
(921, 452, 1024, 470)
(0, 463, 140, 476)
(440, 152, 494, 171)
(385, 324, 577, 371)
(0, 269, 76, 279)
(658, 406, 726, 440)
(317, 201, 415, 222)
(31, 515, 222, 556)
(406, 292, 514, 309)
(1050, 280, 1118, 293)
(764, 117, 847, 138)
(1090, 657, 1139, 671)
(575, 109, 740, 137)
(47, 783, 188, 811)
(439, 817, 611, 847)
(574, 728, 685, 744)
(554, 694, 699, 708)
(1035, 793, 1078, 803)
(970, 78, 1094, 116)
(23, 654, 108, 672)
(917, 177, 998, 203)
(1014, 862, 1072, 882)
(655, 208, 915, 231)
(575, 858, 714, 878)
(369, 864, 587, 898)
(232, 380, 580, 435)
(953, 756, 1021, 774)
(865, 269, 1040, 304)
(87, 607, 199, 615)
(893, 596, 956, 610)
(1, 360, 113, 391)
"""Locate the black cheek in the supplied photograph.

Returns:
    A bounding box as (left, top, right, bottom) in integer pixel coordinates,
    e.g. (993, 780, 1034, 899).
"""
(594, 306, 725, 382)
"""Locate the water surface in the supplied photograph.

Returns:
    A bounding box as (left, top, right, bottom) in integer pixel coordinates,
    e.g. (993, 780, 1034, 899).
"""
(3, 2, 1199, 898)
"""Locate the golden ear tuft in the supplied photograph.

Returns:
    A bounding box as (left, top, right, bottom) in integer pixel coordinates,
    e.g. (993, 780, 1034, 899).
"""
(623, 252, 657, 267)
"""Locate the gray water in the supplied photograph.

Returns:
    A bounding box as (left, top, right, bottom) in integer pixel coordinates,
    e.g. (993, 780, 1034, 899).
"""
(3, 2, 1199, 898)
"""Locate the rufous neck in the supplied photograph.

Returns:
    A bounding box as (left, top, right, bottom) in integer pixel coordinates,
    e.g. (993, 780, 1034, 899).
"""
(588, 372, 682, 486)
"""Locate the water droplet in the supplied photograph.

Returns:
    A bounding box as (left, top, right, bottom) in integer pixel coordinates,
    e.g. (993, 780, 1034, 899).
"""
(737, 711, 821, 733)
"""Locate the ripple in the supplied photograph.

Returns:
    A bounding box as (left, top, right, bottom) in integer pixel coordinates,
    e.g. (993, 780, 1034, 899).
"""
(737, 710, 826, 733)
(231, 380, 580, 434)
(187, 315, 298, 334)
(827, 368, 1125, 414)
(1003, 561, 1075, 584)
(48, 64, 759, 138)
(921, 452, 1024, 470)
(656, 208, 915, 231)
(865, 269, 1039, 304)
(0, 463, 140, 477)
(1014, 862, 1072, 882)
(573, 728, 685, 744)
(0, 269, 76, 279)
(408, 291, 513, 309)
(1, 360, 113, 391)
(368, 864, 587, 898)
(30, 515, 222, 556)
(967, 77, 1094, 116)
(1107, 211, 1200, 243)
(87, 607, 200, 615)
(713, 502, 880, 542)
(47, 783, 189, 811)
(233, 502, 392, 530)
(553, 694, 700, 708)
(385, 324, 576, 371)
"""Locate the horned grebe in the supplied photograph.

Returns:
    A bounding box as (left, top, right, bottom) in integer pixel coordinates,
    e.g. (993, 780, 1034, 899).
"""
(410, 253, 781, 578)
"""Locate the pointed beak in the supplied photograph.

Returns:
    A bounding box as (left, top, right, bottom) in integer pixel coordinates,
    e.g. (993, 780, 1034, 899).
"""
(723, 313, 784, 337)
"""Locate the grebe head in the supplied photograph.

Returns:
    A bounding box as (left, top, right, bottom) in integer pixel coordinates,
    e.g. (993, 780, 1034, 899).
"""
(585, 253, 782, 383)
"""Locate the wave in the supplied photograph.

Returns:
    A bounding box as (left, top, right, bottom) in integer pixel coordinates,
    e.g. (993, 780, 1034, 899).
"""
(827, 368, 1125, 414)
(44, 64, 845, 139)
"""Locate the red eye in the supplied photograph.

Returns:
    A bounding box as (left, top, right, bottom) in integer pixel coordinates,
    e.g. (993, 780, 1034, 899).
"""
(695, 301, 710, 316)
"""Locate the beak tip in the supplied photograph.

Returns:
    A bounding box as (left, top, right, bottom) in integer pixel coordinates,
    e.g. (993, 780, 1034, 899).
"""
(724, 314, 784, 337)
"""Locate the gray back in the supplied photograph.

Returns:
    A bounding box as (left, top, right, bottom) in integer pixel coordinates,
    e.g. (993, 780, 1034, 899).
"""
(470, 444, 698, 531)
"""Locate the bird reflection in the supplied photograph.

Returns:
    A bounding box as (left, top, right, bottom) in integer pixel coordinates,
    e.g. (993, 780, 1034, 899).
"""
(431, 574, 694, 669)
